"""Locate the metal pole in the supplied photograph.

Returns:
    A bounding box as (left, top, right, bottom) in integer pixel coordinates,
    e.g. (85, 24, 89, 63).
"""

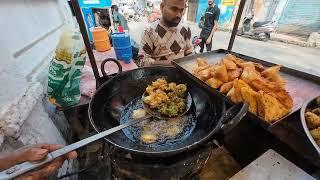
(71, 0, 100, 81)
(227, 0, 247, 51)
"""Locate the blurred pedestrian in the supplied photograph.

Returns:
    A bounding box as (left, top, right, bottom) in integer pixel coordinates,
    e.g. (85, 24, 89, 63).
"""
(111, 5, 129, 31)
(199, 0, 220, 53)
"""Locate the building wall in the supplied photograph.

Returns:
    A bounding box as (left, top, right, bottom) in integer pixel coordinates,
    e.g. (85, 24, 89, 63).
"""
(277, 0, 320, 36)
(187, 0, 198, 22)
(243, 0, 280, 22)
(0, 0, 74, 150)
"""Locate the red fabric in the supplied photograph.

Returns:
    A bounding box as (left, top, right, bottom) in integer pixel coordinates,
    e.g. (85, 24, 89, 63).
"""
(118, 26, 124, 32)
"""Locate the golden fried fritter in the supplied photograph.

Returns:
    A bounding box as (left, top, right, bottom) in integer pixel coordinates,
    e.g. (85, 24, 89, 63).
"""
(238, 62, 255, 69)
(241, 86, 258, 115)
(151, 78, 167, 90)
(222, 58, 237, 70)
(256, 91, 290, 122)
(305, 112, 320, 129)
(196, 58, 209, 67)
(262, 65, 285, 87)
(140, 132, 157, 144)
(310, 127, 320, 140)
(227, 87, 237, 103)
(212, 64, 228, 82)
(191, 56, 292, 123)
(312, 108, 320, 116)
(207, 78, 224, 89)
(233, 79, 251, 103)
(220, 81, 234, 94)
(262, 65, 280, 74)
(143, 89, 169, 109)
(240, 66, 261, 83)
(250, 78, 293, 110)
(227, 68, 242, 81)
(254, 63, 265, 72)
(224, 54, 245, 66)
(146, 85, 155, 94)
(197, 68, 211, 81)
(164, 126, 182, 137)
(192, 65, 210, 74)
(167, 82, 177, 91)
(144, 78, 187, 117)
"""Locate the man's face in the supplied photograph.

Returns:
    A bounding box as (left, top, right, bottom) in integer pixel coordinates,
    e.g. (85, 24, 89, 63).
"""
(208, 0, 214, 5)
(161, 0, 186, 27)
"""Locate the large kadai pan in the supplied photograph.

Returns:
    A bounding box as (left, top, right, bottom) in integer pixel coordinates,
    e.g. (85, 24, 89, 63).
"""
(89, 66, 248, 157)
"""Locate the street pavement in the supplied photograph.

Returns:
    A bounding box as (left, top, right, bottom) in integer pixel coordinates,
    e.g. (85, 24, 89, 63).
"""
(128, 18, 320, 77)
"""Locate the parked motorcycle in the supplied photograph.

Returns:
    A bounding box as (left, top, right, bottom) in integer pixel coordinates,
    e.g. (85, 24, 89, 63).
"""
(237, 14, 276, 41)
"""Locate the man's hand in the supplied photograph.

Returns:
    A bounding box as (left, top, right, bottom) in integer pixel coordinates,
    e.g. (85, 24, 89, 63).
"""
(206, 37, 212, 45)
(214, 26, 218, 32)
(0, 144, 77, 180)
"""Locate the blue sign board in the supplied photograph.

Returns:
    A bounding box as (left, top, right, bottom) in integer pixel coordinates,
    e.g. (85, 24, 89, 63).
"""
(78, 0, 112, 8)
(196, 0, 236, 25)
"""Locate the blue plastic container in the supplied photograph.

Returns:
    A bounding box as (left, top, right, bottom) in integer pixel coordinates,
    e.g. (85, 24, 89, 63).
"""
(111, 33, 132, 64)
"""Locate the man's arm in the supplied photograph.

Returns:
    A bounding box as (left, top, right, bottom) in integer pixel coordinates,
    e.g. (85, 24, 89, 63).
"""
(0, 144, 77, 179)
(206, 8, 220, 44)
(138, 29, 156, 66)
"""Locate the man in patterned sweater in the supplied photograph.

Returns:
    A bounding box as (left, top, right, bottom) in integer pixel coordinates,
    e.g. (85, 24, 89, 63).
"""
(138, 0, 194, 67)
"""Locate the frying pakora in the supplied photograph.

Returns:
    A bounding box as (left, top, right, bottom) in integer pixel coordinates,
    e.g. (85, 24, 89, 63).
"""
(140, 132, 158, 144)
(310, 127, 320, 141)
(305, 112, 320, 129)
(143, 78, 187, 117)
(305, 98, 320, 145)
(133, 108, 147, 119)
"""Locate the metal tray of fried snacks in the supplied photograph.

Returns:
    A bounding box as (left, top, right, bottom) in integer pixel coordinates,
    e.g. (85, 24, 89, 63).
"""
(172, 49, 320, 129)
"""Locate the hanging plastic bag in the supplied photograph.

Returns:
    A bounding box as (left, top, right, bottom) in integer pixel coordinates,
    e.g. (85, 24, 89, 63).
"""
(47, 27, 87, 108)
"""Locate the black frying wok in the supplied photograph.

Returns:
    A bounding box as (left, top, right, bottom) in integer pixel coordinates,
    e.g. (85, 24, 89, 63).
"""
(89, 64, 248, 157)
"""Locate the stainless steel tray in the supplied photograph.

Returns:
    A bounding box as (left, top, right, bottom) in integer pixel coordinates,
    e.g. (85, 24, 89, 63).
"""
(172, 49, 320, 128)
(300, 96, 320, 156)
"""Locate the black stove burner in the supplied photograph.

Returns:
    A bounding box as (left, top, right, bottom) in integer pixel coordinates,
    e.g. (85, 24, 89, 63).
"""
(110, 143, 213, 180)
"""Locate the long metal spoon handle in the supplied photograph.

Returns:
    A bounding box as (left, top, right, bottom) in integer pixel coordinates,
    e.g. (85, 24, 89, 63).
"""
(0, 117, 147, 180)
